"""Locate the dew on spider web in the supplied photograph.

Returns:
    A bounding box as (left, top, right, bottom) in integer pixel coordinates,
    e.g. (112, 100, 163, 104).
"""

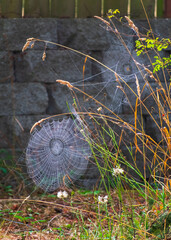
(25, 118, 91, 192)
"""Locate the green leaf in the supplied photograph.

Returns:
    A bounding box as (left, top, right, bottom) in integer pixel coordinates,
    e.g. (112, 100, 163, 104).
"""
(0, 167, 7, 174)
(47, 194, 56, 198)
(113, 9, 120, 15)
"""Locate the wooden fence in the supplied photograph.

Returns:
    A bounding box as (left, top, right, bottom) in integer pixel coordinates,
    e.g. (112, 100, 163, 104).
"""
(0, 0, 170, 18)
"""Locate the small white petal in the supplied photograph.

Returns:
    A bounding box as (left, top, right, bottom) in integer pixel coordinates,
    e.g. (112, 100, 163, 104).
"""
(104, 195, 108, 203)
(62, 191, 68, 198)
(57, 191, 63, 198)
(98, 196, 103, 203)
(112, 167, 124, 176)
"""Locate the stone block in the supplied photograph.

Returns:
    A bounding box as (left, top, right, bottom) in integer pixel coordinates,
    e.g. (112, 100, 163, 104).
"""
(83, 113, 143, 148)
(122, 81, 169, 115)
(0, 116, 10, 148)
(58, 19, 111, 51)
(107, 113, 143, 146)
(144, 114, 171, 144)
(121, 144, 166, 181)
(0, 83, 48, 116)
(0, 19, 58, 51)
(101, 49, 137, 83)
(100, 49, 167, 87)
(0, 114, 49, 149)
(0, 20, 5, 50)
(106, 18, 136, 51)
(0, 51, 13, 83)
(150, 19, 171, 39)
(91, 50, 136, 114)
(94, 49, 142, 114)
(50, 83, 105, 114)
(129, 19, 171, 40)
(15, 49, 92, 83)
(51, 76, 123, 117)
(133, 19, 152, 36)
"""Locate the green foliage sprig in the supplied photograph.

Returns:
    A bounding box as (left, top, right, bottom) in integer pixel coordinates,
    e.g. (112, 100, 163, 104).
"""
(107, 9, 120, 19)
(135, 37, 171, 73)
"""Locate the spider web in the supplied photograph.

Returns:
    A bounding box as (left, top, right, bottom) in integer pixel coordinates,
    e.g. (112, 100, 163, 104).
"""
(17, 20, 155, 192)
(25, 117, 92, 192)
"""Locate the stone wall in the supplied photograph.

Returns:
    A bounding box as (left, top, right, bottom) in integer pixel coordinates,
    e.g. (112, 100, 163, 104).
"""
(0, 18, 171, 186)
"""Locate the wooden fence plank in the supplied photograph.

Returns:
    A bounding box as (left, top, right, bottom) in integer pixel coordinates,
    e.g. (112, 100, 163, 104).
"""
(24, 0, 50, 17)
(130, 0, 155, 18)
(104, 0, 128, 16)
(157, 0, 164, 17)
(51, 0, 75, 18)
(165, 0, 171, 18)
(77, 0, 101, 18)
(0, 0, 22, 18)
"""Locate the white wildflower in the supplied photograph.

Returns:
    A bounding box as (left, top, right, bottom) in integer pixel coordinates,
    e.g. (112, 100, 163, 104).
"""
(62, 190, 68, 198)
(98, 195, 108, 204)
(57, 190, 63, 199)
(57, 190, 68, 199)
(98, 196, 103, 203)
(112, 166, 124, 176)
(103, 195, 108, 203)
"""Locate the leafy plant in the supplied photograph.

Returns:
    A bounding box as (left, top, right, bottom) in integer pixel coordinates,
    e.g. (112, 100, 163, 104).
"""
(135, 37, 171, 73)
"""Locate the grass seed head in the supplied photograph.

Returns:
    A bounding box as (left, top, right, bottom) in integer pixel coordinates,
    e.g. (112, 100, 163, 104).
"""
(135, 75, 141, 99)
(97, 107, 102, 112)
(22, 41, 31, 52)
(94, 16, 110, 26)
(22, 38, 35, 52)
(125, 16, 140, 38)
(56, 80, 73, 89)
(42, 51, 46, 61)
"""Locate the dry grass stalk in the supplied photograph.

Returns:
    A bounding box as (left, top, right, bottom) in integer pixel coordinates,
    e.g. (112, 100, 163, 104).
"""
(144, 67, 153, 76)
(135, 75, 141, 99)
(22, 38, 35, 52)
(144, 67, 158, 82)
(42, 51, 46, 61)
(125, 16, 140, 38)
(139, 38, 146, 41)
(31, 42, 35, 49)
(94, 16, 110, 26)
(15, 117, 24, 132)
(115, 72, 120, 84)
(116, 85, 124, 91)
(30, 119, 45, 133)
(22, 41, 30, 52)
(56, 80, 73, 89)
